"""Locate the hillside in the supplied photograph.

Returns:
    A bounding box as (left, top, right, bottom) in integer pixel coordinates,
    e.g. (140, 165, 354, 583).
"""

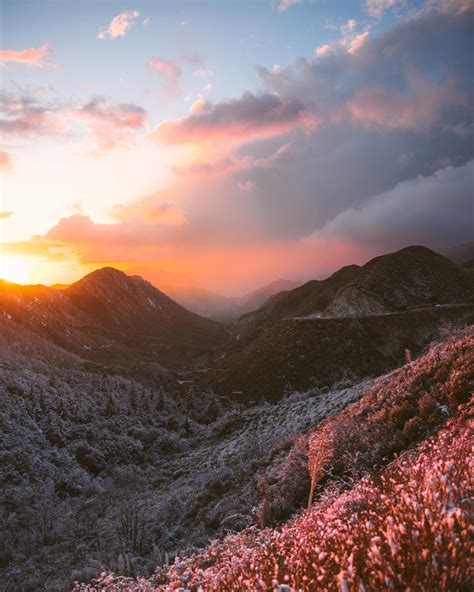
(237, 264, 361, 342)
(326, 246, 474, 318)
(237, 278, 303, 315)
(202, 246, 474, 401)
(237, 247, 474, 337)
(72, 328, 473, 591)
(1, 250, 473, 591)
(203, 304, 474, 401)
(0, 269, 226, 372)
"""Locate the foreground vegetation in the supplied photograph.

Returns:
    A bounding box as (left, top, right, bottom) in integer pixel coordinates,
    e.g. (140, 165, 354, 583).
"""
(73, 328, 473, 591)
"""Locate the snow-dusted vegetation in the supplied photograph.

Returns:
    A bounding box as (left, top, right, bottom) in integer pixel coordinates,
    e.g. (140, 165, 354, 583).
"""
(0, 251, 472, 590)
(71, 328, 473, 591)
(0, 328, 364, 590)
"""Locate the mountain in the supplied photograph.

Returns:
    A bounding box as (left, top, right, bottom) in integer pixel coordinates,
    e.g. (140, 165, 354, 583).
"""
(326, 246, 474, 317)
(126, 265, 302, 321)
(0, 268, 226, 373)
(124, 266, 237, 320)
(463, 258, 474, 269)
(200, 246, 474, 400)
(238, 246, 473, 330)
(238, 265, 361, 340)
(66, 267, 223, 339)
(237, 279, 303, 315)
(162, 285, 239, 321)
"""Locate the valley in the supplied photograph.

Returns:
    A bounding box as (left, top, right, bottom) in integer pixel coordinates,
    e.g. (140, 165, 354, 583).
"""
(0, 246, 473, 590)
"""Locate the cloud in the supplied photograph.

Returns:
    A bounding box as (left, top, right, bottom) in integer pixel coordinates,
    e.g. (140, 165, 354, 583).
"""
(0, 87, 147, 150)
(315, 19, 370, 56)
(365, 0, 400, 18)
(238, 180, 256, 191)
(112, 197, 187, 227)
(151, 92, 315, 146)
(147, 58, 182, 98)
(346, 74, 467, 131)
(278, 0, 301, 12)
(180, 50, 203, 65)
(0, 43, 56, 68)
(317, 160, 474, 249)
(193, 68, 213, 78)
(75, 97, 147, 150)
(0, 88, 67, 137)
(4, 0, 474, 292)
(0, 151, 12, 171)
(97, 10, 140, 40)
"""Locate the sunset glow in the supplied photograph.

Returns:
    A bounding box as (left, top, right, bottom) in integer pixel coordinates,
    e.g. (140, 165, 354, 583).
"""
(0, 0, 473, 294)
(0, 255, 29, 285)
(1, 3, 473, 588)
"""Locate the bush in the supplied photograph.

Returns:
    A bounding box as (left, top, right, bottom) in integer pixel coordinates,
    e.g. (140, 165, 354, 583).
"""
(72, 397, 473, 591)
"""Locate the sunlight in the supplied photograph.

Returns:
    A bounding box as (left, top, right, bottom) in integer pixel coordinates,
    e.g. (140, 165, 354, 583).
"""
(0, 255, 30, 284)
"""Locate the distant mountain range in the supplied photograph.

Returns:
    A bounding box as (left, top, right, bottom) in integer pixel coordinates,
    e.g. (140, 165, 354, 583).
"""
(126, 266, 303, 321)
(1, 245, 473, 396)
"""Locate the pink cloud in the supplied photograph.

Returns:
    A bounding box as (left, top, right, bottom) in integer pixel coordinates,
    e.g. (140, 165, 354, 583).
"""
(346, 75, 467, 131)
(0, 43, 56, 68)
(97, 10, 140, 40)
(173, 143, 290, 180)
(0, 90, 147, 151)
(151, 92, 315, 146)
(147, 58, 182, 98)
(238, 180, 256, 191)
(76, 97, 147, 150)
(0, 93, 67, 137)
(10, 210, 369, 294)
(315, 20, 370, 56)
(0, 151, 12, 171)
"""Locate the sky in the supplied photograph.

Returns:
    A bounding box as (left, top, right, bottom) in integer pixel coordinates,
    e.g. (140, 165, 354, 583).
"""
(0, 0, 473, 293)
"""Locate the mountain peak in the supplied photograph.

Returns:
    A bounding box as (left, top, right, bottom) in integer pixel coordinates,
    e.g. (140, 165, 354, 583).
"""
(398, 245, 443, 257)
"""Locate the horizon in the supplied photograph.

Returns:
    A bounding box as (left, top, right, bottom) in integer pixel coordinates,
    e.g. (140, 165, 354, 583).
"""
(1, 0, 473, 294)
(0, 241, 468, 299)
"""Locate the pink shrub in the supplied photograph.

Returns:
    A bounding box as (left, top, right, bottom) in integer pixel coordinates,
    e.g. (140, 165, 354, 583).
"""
(73, 397, 473, 591)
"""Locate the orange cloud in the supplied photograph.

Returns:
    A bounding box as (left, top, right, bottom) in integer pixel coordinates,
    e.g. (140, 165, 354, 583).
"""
(4, 212, 370, 294)
(0, 43, 56, 68)
(112, 197, 187, 227)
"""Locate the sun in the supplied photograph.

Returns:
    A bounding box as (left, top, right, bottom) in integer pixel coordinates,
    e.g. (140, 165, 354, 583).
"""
(0, 255, 30, 285)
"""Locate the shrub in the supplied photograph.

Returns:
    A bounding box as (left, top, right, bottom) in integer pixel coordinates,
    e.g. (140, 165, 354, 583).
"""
(307, 327, 473, 490)
(72, 397, 473, 591)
